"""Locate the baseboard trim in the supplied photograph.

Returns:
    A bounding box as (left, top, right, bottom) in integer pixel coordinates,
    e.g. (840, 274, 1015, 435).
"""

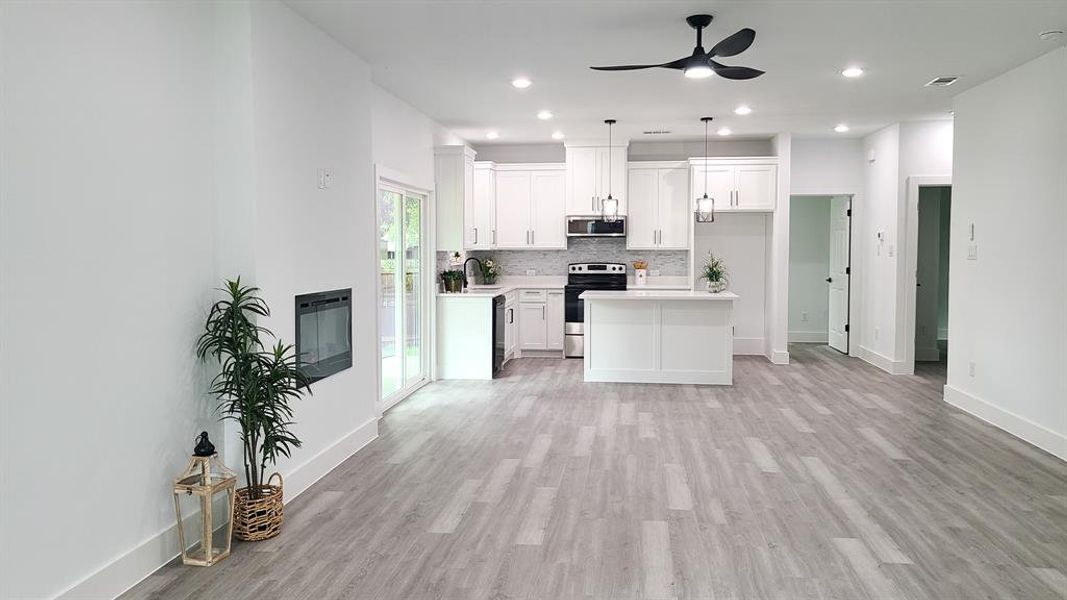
(788, 331, 828, 343)
(58, 417, 379, 600)
(855, 345, 909, 375)
(734, 337, 765, 356)
(943, 384, 1067, 463)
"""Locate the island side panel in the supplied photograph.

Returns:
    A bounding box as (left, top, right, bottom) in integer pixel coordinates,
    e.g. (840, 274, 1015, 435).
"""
(436, 296, 494, 379)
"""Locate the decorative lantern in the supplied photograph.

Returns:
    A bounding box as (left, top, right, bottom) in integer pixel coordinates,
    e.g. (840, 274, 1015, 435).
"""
(172, 433, 237, 566)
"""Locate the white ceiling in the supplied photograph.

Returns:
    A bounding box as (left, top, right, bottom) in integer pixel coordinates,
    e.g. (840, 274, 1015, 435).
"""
(286, 0, 1067, 144)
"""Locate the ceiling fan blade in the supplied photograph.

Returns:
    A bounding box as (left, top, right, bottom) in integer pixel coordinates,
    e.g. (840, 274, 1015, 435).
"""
(709, 60, 765, 80)
(591, 56, 688, 71)
(709, 28, 756, 58)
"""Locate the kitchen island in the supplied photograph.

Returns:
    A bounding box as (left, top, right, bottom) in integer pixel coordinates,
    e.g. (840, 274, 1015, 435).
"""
(579, 289, 738, 385)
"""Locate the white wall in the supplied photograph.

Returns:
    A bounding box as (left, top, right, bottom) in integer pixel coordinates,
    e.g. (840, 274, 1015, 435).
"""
(693, 215, 768, 354)
(0, 1, 411, 597)
(945, 47, 1067, 460)
(788, 197, 831, 342)
(0, 3, 221, 598)
(791, 138, 864, 195)
(245, 0, 378, 500)
(629, 139, 775, 161)
(372, 85, 439, 189)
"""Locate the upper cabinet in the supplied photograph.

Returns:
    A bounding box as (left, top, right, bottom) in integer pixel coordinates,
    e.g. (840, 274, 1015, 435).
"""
(490, 164, 567, 250)
(627, 162, 691, 250)
(434, 145, 476, 250)
(689, 158, 778, 212)
(468, 162, 495, 249)
(565, 144, 628, 216)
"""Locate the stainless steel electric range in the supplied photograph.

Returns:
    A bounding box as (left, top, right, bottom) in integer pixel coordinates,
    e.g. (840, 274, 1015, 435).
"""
(563, 262, 627, 358)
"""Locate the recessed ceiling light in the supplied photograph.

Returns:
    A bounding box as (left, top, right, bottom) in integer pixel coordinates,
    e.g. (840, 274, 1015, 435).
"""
(834, 123, 850, 133)
(551, 131, 564, 140)
(511, 77, 531, 89)
(841, 66, 864, 78)
(717, 127, 732, 136)
(734, 105, 752, 116)
(537, 110, 553, 120)
(486, 130, 499, 139)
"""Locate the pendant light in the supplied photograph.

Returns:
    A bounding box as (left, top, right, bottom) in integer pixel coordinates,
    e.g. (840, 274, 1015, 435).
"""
(694, 116, 716, 223)
(601, 119, 620, 223)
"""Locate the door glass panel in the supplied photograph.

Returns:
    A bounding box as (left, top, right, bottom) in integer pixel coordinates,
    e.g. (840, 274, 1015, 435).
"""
(379, 189, 402, 398)
(402, 194, 422, 386)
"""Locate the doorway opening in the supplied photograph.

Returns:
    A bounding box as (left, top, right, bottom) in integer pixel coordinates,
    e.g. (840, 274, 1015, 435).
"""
(788, 195, 853, 354)
(378, 183, 429, 409)
(913, 185, 951, 364)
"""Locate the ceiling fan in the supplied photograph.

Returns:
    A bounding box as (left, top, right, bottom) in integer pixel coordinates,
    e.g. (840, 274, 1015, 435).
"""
(590, 14, 764, 80)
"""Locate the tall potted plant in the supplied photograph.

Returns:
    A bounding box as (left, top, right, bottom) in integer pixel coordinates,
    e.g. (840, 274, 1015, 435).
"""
(196, 278, 311, 541)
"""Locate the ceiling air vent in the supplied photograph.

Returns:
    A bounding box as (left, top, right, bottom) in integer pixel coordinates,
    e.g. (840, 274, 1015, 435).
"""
(925, 76, 959, 87)
(642, 130, 672, 135)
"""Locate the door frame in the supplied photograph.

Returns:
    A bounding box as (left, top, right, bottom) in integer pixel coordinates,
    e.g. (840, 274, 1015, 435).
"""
(902, 175, 952, 375)
(374, 166, 435, 414)
(787, 194, 857, 355)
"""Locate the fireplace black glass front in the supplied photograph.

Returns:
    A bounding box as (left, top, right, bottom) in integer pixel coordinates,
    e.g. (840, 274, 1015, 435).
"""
(295, 288, 352, 383)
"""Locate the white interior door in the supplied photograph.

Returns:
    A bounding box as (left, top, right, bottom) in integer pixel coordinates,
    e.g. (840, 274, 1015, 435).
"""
(827, 195, 851, 353)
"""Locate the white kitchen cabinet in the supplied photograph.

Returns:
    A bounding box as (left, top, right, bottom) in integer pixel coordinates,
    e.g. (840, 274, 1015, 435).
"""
(467, 162, 495, 249)
(530, 170, 566, 248)
(494, 170, 531, 248)
(504, 291, 517, 360)
(546, 290, 565, 350)
(565, 144, 628, 216)
(626, 163, 690, 250)
(519, 302, 547, 350)
(689, 159, 778, 212)
(492, 165, 566, 250)
(734, 164, 777, 211)
(434, 145, 476, 250)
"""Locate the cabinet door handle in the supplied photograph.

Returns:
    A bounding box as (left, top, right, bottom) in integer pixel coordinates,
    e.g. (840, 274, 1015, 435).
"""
(591, 195, 596, 211)
(509, 308, 513, 323)
(492, 229, 496, 245)
(474, 227, 478, 244)
(531, 230, 535, 245)
(542, 306, 545, 319)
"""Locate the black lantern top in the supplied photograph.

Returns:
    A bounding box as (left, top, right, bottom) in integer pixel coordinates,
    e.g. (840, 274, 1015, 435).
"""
(193, 431, 216, 457)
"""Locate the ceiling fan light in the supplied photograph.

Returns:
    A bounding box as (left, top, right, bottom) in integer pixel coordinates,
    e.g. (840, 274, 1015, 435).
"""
(684, 64, 714, 79)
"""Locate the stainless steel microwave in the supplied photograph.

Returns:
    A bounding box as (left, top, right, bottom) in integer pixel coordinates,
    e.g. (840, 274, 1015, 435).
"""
(566, 216, 626, 237)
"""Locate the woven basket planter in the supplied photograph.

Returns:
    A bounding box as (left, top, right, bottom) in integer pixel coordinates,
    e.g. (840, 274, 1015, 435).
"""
(233, 472, 284, 541)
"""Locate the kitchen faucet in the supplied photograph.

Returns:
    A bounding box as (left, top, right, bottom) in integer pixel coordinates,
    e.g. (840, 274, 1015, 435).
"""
(462, 257, 484, 290)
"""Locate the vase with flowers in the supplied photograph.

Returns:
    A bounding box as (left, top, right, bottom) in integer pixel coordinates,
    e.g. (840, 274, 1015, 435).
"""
(480, 258, 500, 285)
(699, 253, 728, 293)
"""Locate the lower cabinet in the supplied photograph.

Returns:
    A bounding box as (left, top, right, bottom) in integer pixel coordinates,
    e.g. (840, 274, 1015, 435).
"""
(517, 288, 565, 352)
(504, 292, 517, 359)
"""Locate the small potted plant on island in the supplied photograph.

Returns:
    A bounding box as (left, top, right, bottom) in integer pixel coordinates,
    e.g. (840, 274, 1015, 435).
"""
(700, 252, 729, 293)
(480, 258, 500, 285)
(196, 278, 311, 541)
(440, 269, 464, 293)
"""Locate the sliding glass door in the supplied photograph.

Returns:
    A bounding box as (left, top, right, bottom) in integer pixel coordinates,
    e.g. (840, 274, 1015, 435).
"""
(379, 185, 427, 404)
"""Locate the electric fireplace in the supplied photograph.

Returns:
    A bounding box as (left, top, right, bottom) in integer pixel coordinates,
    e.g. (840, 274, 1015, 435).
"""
(295, 288, 352, 383)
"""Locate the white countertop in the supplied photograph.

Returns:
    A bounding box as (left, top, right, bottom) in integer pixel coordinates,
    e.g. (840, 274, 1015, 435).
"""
(580, 289, 739, 301)
(437, 285, 517, 298)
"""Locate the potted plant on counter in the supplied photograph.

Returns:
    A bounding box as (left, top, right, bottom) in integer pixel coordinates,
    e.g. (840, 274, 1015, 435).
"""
(196, 278, 311, 541)
(440, 269, 464, 293)
(700, 253, 729, 293)
(479, 258, 500, 285)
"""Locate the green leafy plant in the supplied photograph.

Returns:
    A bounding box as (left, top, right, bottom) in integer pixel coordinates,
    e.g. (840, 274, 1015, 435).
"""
(479, 258, 500, 283)
(196, 278, 311, 499)
(700, 253, 728, 283)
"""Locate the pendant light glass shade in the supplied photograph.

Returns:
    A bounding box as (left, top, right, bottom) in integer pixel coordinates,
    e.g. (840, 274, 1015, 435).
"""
(695, 117, 716, 223)
(602, 119, 620, 223)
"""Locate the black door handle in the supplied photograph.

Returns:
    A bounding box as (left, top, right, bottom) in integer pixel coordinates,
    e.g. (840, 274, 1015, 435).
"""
(826, 277, 833, 283)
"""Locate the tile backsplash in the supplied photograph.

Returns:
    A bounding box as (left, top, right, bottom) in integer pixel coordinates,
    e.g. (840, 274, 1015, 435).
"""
(437, 238, 688, 276)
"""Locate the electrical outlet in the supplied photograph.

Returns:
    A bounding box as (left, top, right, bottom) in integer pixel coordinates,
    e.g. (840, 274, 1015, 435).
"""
(874, 327, 880, 340)
(525, 269, 536, 276)
(801, 312, 809, 322)
(650, 269, 661, 277)
(888, 244, 895, 258)
(968, 361, 976, 377)
(317, 168, 332, 189)
(967, 244, 978, 260)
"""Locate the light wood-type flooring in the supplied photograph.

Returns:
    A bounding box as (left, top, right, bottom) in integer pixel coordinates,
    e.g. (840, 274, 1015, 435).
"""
(125, 345, 1067, 600)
